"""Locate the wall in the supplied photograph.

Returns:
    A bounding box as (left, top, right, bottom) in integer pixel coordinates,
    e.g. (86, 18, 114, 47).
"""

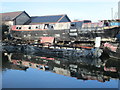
(15, 12, 30, 25)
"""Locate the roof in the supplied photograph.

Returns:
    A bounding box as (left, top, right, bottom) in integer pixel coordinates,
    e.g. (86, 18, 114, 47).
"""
(30, 14, 71, 24)
(0, 11, 29, 21)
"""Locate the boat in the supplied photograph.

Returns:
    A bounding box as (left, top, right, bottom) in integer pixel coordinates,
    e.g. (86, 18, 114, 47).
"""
(102, 25, 120, 59)
(2, 44, 103, 58)
(9, 19, 120, 59)
(103, 42, 120, 59)
(10, 19, 120, 45)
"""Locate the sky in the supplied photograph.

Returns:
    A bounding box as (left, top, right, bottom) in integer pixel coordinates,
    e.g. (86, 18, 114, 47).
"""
(0, 0, 120, 22)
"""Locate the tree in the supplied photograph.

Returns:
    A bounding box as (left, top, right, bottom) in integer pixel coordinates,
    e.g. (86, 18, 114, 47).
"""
(0, 24, 9, 41)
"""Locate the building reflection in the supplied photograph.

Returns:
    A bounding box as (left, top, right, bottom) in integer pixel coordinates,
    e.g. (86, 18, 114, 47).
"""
(2, 52, 120, 82)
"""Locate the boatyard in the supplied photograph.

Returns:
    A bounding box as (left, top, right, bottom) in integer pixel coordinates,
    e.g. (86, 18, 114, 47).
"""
(1, 1, 120, 89)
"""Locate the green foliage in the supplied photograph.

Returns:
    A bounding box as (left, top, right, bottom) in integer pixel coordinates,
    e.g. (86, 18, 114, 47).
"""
(2, 24, 9, 33)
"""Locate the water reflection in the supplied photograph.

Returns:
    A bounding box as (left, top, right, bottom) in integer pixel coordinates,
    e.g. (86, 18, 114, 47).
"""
(2, 52, 120, 83)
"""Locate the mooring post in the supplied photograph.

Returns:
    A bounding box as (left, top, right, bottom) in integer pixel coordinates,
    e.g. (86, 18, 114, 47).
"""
(95, 37, 101, 48)
(94, 37, 102, 58)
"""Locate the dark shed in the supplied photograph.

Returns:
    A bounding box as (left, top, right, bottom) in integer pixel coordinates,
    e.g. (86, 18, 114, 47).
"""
(0, 11, 31, 25)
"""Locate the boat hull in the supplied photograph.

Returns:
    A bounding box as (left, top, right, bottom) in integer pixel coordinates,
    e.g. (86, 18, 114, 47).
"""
(10, 27, 120, 42)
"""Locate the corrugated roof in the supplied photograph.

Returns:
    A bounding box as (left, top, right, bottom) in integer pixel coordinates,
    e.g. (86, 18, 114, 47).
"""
(0, 11, 24, 21)
(31, 14, 70, 23)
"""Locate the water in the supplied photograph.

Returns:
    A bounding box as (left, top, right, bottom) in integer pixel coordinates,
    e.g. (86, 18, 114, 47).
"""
(1, 51, 120, 88)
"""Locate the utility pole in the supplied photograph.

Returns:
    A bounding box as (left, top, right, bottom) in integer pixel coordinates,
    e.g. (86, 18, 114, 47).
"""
(111, 8, 113, 20)
(118, 1, 120, 19)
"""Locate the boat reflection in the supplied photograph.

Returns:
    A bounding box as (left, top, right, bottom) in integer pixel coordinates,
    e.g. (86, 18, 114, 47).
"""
(2, 52, 120, 83)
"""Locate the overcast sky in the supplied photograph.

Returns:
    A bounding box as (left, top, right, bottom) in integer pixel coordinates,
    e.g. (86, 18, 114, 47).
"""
(1, 0, 119, 22)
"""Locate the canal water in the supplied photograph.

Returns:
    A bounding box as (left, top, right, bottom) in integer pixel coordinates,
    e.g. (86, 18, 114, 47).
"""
(1, 50, 120, 88)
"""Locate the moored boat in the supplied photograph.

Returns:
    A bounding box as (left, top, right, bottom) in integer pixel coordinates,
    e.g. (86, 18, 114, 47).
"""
(10, 19, 120, 44)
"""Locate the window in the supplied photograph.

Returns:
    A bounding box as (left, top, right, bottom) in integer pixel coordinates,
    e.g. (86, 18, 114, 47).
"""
(29, 27, 31, 29)
(19, 27, 21, 29)
(44, 24, 49, 29)
(49, 24, 54, 29)
(16, 27, 21, 29)
(16, 27, 19, 29)
(36, 26, 39, 29)
(29, 63, 32, 66)
(105, 22, 109, 26)
(71, 22, 76, 27)
(51, 26, 54, 28)
(71, 24, 75, 27)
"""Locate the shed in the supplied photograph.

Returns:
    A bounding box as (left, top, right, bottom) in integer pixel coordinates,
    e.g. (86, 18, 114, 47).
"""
(0, 11, 31, 26)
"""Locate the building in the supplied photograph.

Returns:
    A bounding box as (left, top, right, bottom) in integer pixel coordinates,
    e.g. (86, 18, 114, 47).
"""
(0, 11, 30, 26)
(30, 14, 71, 25)
(118, 1, 120, 19)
